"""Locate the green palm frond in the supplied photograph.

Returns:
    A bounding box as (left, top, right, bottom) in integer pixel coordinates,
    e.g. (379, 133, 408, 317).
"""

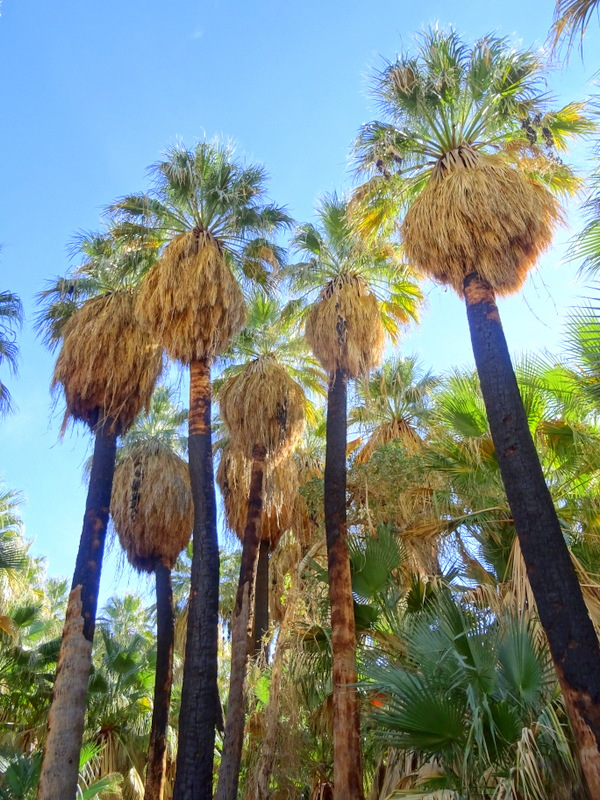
(550, 0, 599, 54)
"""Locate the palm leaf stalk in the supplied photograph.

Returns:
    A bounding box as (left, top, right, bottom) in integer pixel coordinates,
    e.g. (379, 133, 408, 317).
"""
(35, 234, 162, 800)
(290, 193, 421, 800)
(355, 28, 600, 796)
(111, 140, 292, 800)
(215, 355, 305, 800)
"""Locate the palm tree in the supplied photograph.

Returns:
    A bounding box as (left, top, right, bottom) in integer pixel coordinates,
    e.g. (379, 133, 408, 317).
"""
(110, 140, 292, 800)
(215, 354, 306, 800)
(0, 288, 23, 418)
(354, 29, 600, 795)
(290, 193, 421, 800)
(35, 232, 162, 800)
(350, 355, 438, 462)
(110, 391, 192, 800)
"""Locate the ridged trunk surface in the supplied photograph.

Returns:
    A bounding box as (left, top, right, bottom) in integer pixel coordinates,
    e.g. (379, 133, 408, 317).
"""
(465, 272, 600, 799)
(252, 539, 270, 659)
(324, 369, 364, 800)
(173, 358, 220, 800)
(144, 560, 175, 800)
(37, 418, 117, 800)
(216, 444, 267, 800)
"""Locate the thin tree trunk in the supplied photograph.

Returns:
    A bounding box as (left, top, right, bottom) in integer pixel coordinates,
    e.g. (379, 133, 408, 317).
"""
(216, 444, 267, 800)
(173, 358, 220, 800)
(37, 416, 117, 800)
(144, 560, 175, 800)
(324, 368, 364, 800)
(252, 539, 270, 660)
(464, 272, 600, 799)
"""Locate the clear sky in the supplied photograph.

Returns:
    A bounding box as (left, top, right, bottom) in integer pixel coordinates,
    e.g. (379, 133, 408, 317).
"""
(0, 0, 599, 605)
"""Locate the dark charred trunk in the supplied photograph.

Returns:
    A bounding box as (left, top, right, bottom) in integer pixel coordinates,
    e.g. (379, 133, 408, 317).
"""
(37, 416, 117, 800)
(216, 444, 267, 800)
(173, 358, 220, 800)
(144, 560, 175, 800)
(324, 368, 364, 800)
(253, 539, 270, 660)
(465, 272, 600, 799)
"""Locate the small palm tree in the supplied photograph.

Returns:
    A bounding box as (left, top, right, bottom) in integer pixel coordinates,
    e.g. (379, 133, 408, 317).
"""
(355, 29, 600, 795)
(215, 354, 306, 800)
(0, 288, 23, 418)
(110, 389, 192, 800)
(35, 231, 162, 800)
(111, 139, 292, 800)
(290, 193, 421, 800)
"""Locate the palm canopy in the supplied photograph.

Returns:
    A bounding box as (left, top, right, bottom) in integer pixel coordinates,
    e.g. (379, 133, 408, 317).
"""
(354, 28, 590, 238)
(35, 229, 157, 351)
(0, 289, 23, 417)
(288, 192, 422, 346)
(110, 140, 293, 291)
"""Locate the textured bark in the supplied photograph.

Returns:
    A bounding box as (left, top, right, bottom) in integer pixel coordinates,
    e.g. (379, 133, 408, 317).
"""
(252, 539, 270, 659)
(324, 369, 365, 800)
(216, 444, 266, 800)
(465, 272, 600, 799)
(144, 561, 175, 800)
(173, 358, 220, 800)
(37, 419, 117, 800)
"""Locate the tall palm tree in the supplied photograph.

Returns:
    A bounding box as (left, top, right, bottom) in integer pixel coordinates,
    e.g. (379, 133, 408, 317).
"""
(290, 193, 421, 800)
(354, 29, 600, 793)
(0, 287, 23, 418)
(111, 140, 292, 800)
(215, 354, 306, 800)
(110, 389, 192, 800)
(35, 232, 162, 800)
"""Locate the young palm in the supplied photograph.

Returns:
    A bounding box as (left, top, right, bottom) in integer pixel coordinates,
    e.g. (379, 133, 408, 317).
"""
(216, 353, 306, 800)
(290, 193, 421, 800)
(110, 140, 292, 800)
(110, 388, 191, 800)
(35, 231, 162, 800)
(354, 29, 600, 795)
(0, 287, 23, 418)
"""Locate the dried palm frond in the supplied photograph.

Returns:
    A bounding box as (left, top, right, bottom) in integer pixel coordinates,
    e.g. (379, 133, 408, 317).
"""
(52, 290, 162, 432)
(219, 355, 306, 462)
(402, 153, 562, 296)
(217, 446, 299, 547)
(354, 419, 422, 464)
(111, 442, 193, 572)
(305, 274, 385, 377)
(136, 229, 246, 363)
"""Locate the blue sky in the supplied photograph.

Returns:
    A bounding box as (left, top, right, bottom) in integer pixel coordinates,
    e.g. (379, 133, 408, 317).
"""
(0, 0, 599, 605)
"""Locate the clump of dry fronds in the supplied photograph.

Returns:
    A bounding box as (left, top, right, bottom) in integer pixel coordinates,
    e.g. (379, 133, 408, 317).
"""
(305, 274, 385, 377)
(402, 152, 562, 296)
(136, 229, 246, 363)
(52, 290, 162, 432)
(355, 419, 422, 464)
(217, 446, 299, 547)
(219, 356, 306, 462)
(111, 441, 193, 571)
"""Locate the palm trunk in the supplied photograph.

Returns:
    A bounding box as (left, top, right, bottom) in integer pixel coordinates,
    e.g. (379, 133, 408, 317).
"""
(144, 560, 175, 800)
(464, 272, 600, 798)
(37, 416, 117, 800)
(216, 443, 267, 800)
(173, 358, 220, 800)
(252, 539, 270, 659)
(324, 368, 364, 800)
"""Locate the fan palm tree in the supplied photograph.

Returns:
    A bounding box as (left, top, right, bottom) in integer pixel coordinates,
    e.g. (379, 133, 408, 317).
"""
(35, 231, 162, 800)
(289, 193, 421, 800)
(0, 287, 23, 418)
(110, 390, 192, 800)
(110, 140, 292, 800)
(215, 354, 306, 800)
(354, 29, 600, 795)
(350, 355, 438, 462)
